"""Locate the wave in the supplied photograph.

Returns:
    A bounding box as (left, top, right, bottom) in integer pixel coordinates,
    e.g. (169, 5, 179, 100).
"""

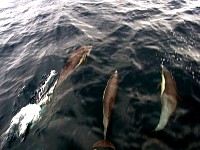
(0, 0, 200, 149)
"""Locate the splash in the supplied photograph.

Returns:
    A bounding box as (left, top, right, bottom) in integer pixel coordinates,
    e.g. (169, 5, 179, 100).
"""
(36, 70, 58, 103)
(1, 70, 57, 148)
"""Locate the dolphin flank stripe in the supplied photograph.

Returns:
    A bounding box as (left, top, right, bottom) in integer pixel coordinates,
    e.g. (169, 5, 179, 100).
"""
(155, 65, 180, 131)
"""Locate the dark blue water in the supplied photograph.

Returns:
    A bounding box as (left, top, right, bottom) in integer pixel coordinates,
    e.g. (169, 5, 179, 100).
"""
(0, 0, 200, 149)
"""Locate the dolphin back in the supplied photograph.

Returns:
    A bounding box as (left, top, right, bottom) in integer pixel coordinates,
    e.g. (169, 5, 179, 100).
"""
(93, 71, 118, 150)
(103, 71, 118, 129)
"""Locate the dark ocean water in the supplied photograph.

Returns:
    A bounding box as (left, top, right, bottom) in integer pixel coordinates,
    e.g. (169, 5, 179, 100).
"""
(0, 0, 200, 149)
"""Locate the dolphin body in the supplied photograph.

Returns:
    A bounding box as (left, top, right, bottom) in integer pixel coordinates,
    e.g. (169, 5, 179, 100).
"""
(0, 46, 93, 150)
(93, 70, 118, 150)
(55, 45, 92, 90)
(155, 65, 180, 131)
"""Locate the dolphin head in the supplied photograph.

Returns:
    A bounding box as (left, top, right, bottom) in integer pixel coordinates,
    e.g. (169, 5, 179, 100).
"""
(81, 46, 92, 61)
(78, 46, 92, 61)
(161, 64, 172, 76)
(73, 46, 92, 68)
(54, 46, 92, 90)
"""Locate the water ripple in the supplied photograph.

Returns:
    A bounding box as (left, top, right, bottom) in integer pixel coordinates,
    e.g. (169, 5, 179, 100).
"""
(0, 0, 200, 149)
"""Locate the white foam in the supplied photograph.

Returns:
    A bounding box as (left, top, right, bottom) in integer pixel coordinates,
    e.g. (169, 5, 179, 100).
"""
(36, 70, 57, 103)
(38, 79, 57, 106)
(10, 104, 41, 136)
(1, 70, 58, 148)
(1, 104, 41, 147)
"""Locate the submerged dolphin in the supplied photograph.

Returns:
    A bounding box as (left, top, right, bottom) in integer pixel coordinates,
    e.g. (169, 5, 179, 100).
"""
(55, 45, 92, 89)
(93, 70, 118, 150)
(155, 65, 180, 131)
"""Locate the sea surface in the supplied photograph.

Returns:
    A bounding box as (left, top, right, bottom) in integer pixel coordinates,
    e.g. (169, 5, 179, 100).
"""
(0, 0, 200, 150)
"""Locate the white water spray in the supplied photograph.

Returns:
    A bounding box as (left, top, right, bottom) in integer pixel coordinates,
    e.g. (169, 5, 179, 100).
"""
(1, 70, 58, 148)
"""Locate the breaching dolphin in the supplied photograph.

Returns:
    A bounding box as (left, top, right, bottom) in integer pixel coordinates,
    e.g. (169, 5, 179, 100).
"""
(55, 46, 92, 89)
(93, 70, 118, 150)
(155, 65, 180, 131)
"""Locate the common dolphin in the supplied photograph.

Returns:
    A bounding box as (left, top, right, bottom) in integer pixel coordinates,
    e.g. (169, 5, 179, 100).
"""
(93, 70, 118, 150)
(155, 65, 180, 131)
(55, 46, 92, 89)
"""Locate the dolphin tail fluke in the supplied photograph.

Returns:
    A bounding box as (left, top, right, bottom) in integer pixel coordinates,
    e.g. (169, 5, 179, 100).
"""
(93, 139, 115, 150)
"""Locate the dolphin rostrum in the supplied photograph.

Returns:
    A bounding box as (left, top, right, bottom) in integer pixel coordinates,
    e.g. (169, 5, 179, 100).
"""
(155, 65, 180, 131)
(55, 46, 92, 89)
(93, 70, 118, 150)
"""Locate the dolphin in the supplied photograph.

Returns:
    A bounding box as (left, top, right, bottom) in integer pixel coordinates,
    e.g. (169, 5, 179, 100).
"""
(93, 70, 118, 150)
(55, 46, 92, 89)
(155, 65, 180, 131)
